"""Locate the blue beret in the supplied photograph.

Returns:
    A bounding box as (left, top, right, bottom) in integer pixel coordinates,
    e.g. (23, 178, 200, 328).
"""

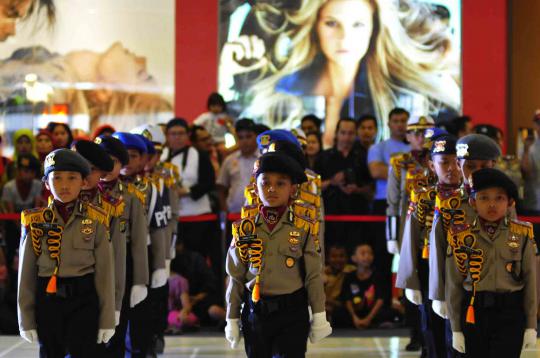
(134, 134, 155, 155)
(95, 136, 129, 166)
(456, 134, 501, 160)
(113, 132, 147, 154)
(471, 168, 518, 201)
(257, 129, 301, 151)
(43, 149, 91, 179)
(255, 152, 307, 184)
(74, 140, 114, 172)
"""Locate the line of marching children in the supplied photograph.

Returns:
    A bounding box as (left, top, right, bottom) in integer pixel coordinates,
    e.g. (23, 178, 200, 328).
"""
(393, 116, 538, 357)
(17, 124, 179, 357)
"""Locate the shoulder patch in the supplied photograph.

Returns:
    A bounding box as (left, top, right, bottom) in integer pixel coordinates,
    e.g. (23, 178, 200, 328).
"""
(21, 207, 46, 226)
(509, 219, 534, 239)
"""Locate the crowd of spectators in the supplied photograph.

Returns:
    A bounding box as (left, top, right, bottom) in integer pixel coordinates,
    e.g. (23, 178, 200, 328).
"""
(0, 92, 539, 335)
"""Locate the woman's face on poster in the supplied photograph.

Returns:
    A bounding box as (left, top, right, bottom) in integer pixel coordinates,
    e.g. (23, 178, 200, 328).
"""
(316, 0, 374, 68)
(0, 0, 31, 42)
(98, 42, 150, 85)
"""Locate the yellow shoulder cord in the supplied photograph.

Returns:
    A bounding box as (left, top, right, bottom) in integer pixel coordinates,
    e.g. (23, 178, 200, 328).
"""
(31, 207, 63, 294)
(234, 218, 263, 303)
(86, 203, 110, 229)
(436, 192, 466, 231)
(128, 182, 146, 206)
(418, 188, 436, 259)
(448, 225, 483, 324)
(509, 219, 537, 254)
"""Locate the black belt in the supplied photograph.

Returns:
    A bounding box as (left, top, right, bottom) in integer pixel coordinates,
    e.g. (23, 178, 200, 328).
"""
(247, 288, 307, 316)
(468, 290, 523, 309)
(38, 273, 95, 298)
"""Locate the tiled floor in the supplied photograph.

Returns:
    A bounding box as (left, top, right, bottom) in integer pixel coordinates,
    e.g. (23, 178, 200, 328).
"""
(0, 334, 539, 357)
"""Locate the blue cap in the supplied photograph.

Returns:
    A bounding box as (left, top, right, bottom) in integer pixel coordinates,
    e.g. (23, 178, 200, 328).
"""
(134, 134, 155, 155)
(113, 132, 148, 154)
(257, 129, 301, 151)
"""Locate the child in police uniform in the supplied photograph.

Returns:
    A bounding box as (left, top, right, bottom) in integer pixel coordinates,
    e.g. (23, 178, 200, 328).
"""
(225, 151, 331, 357)
(446, 168, 537, 357)
(17, 149, 115, 357)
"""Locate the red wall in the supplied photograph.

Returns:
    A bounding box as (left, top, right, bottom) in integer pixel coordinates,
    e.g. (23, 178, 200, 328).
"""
(176, 0, 509, 132)
(461, 0, 508, 139)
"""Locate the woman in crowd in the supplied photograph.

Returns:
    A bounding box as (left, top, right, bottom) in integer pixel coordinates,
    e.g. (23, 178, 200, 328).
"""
(221, 0, 459, 145)
(35, 129, 54, 163)
(46, 122, 73, 149)
(305, 131, 323, 170)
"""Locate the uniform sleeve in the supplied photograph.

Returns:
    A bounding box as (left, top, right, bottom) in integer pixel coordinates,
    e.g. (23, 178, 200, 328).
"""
(395, 213, 420, 290)
(445, 241, 464, 332)
(428, 214, 446, 301)
(225, 244, 247, 319)
(129, 195, 150, 286)
(17, 229, 37, 331)
(149, 228, 167, 271)
(386, 165, 400, 217)
(303, 232, 326, 314)
(94, 223, 115, 329)
(522, 237, 537, 329)
(110, 216, 126, 311)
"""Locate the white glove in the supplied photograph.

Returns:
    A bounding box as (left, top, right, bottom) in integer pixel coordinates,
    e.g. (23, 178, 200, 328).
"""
(115, 311, 121, 326)
(97, 329, 115, 344)
(387, 240, 399, 254)
(20, 330, 38, 343)
(405, 289, 422, 305)
(165, 259, 171, 277)
(452, 331, 466, 353)
(309, 312, 332, 343)
(151, 268, 168, 288)
(130, 284, 148, 308)
(522, 328, 537, 350)
(225, 319, 240, 349)
(432, 300, 448, 319)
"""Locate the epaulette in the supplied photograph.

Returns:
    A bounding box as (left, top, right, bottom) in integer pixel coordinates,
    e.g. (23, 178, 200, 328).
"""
(297, 188, 321, 208)
(244, 183, 260, 206)
(85, 202, 110, 229)
(509, 218, 534, 239)
(241, 204, 260, 219)
(21, 207, 47, 226)
(304, 170, 322, 195)
(405, 168, 428, 194)
(100, 193, 125, 218)
(127, 182, 146, 206)
(390, 152, 412, 180)
(292, 201, 317, 221)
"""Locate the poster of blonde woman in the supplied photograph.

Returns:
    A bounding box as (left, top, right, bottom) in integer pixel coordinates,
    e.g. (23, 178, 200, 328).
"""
(0, 0, 174, 134)
(219, 0, 461, 145)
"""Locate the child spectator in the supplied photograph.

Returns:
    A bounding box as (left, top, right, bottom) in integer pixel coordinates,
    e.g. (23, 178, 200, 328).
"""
(35, 129, 54, 163)
(167, 273, 199, 333)
(340, 243, 384, 329)
(324, 244, 356, 322)
(305, 131, 322, 171)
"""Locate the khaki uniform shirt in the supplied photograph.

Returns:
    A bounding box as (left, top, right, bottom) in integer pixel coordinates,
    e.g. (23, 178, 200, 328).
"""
(114, 181, 149, 287)
(80, 190, 126, 311)
(225, 209, 325, 319)
(446, 217, 537, 331)
(396, 185, 437, 291)
(18, 202, 115, 330)
(142, 178, 167, 272)
(386, 153, 431, 244)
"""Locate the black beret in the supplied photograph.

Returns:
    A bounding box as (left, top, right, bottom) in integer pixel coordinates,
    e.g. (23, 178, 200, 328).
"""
(235, 118, 256, 133)
(17, 153, 40, 173)
(255, 152, 307, 184)
(43, 149, 91, 179)
(74, 140, 114, 172)
(456, 134, 501, 160)
(266, 140, 307, 169)
(431, 135, 457, 156)
(94, 136, 129, 166)
(471, 168, 518, 201)
(474, 124, 500, 142)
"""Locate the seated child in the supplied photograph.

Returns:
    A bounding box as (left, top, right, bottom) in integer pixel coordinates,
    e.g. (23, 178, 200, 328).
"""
(340, 243, 384, 329)
(324, 244, 356, 321)
(167, 273, 199, 333)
